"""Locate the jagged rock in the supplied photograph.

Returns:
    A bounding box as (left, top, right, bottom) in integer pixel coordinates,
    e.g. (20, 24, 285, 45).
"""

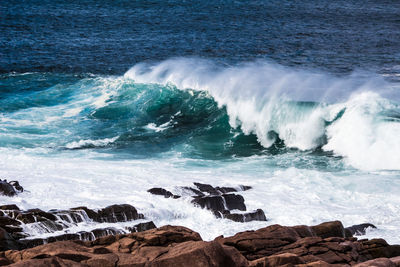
(147, 187, 181, 199)
(224, 209, 267, 222)
(0, 180, 17, 197)
(345, 223, 377, 237)
(192, 193, 246, 214)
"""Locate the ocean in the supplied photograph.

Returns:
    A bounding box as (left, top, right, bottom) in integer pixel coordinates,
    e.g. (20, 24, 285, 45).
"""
(1, 0, 400, 243)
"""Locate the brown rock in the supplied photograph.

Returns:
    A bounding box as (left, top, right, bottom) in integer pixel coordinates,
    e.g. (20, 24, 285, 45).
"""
(310, 221, 345, 239)
(151, 240, 248, 267)
(249, 253, 305, 267)
(354, 257, 396, 267)
(8, 256, 86, 266)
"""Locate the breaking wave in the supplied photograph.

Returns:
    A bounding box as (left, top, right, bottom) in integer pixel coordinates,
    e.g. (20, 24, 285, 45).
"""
(1, 59, 399, 170)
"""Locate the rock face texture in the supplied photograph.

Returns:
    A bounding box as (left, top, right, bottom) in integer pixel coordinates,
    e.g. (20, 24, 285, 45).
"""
(0, 221, 399, 266)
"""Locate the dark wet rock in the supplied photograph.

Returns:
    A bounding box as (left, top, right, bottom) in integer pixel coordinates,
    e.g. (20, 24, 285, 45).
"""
(224, 209, 267, 223)
(126, 221, 157, 233)
(239, 185, 252, 191)
(68, 204, 145, 223)
(182, 186, 205, 197)
(96, 204, 144, 223)
(0, 216, 21, 227)
(20, 228, 126, 249)
(223, 194, 246, 211)
(192, 195, 227, 213)
(0, 180, 17, 197)
(215, 186, 237, 193)
(0, 204, 20, 211)
(9, 181, 24, 193)
(16, 209, 57, 223)
(70, 206, 100, 221)
(345, 223, 377, 237)
(192, 193, 246, 214)
(147, 187, 181, 199)
(192, 183, 252, 196)
(0, 227, 23, 251)
(194, 182, 220, 195)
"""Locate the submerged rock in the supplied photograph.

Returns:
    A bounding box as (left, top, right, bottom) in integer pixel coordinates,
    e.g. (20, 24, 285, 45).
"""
(147, 187, 181, 199)
(345, 223, 377, 237)
(0, 180, 17, 197)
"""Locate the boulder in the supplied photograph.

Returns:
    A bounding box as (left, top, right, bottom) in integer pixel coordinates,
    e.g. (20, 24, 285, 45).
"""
(310, 221, 346, 238)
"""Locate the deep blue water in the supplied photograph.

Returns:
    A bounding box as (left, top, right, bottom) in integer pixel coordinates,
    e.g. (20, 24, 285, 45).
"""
(2, 0, 400, 74)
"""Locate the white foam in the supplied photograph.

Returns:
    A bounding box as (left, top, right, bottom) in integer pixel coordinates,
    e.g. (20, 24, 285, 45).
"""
(0, 148, 399, 243)
(324, 92, 400, 170)
(124, 58, 400, 170)
(65, 137, 118, 149)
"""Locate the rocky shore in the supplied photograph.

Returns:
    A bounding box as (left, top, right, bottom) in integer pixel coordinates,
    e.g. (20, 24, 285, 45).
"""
(1, 179, 400, 266)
